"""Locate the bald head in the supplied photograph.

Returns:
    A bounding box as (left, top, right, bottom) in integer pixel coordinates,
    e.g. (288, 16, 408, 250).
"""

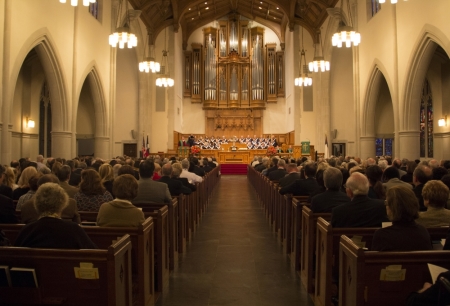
(345, 172, 369, 197)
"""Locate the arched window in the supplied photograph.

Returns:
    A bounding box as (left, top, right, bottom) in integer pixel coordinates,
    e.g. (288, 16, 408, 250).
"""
(420, 78, 433, 158)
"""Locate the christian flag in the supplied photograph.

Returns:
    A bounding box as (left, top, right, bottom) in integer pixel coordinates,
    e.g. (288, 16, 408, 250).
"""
(324, 134, 329, 158)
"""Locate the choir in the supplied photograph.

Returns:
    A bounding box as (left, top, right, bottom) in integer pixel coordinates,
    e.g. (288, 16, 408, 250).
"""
(194, 135, 278, 150)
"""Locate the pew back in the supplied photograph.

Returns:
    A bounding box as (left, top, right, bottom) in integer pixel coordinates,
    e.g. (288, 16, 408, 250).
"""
(0, 235, 132, 306)
(339, 235, 450, 306)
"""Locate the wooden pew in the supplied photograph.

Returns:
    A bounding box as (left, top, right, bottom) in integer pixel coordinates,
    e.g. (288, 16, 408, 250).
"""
(79, 211, 98, 222)
(143, 206, 170, 294)
(0, 235, 132, 306)
(134, 199, 179, 270)
(82, 218, 155, 306)
(339, 235, 450, 306)
(290, 196, 309, 270)
(315, 218, 449, 306)
(0, 220, 156, 306)
(299, 207, 331, 293)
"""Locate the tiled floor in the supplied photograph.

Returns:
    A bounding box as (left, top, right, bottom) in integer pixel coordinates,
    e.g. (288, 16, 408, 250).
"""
(156, 175, 314, 306)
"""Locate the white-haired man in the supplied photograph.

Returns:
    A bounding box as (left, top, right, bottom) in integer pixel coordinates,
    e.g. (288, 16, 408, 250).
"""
(331, 172, 388, 227)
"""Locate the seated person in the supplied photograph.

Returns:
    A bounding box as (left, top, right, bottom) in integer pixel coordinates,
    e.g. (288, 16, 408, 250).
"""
(279, 163, 319, 197)
(12, 166, 37, 200)
(371, 185, 432, 251)
(74, 169, 113, 211)
(132, 159, 172, 203)
(331, 172, 388, 228)
(406, 271, 450, 305)
(172, 162, 197, 192)
(416, 180, 450, 227)
(158, 163, 191, 196)
(20, 174, 81, 224)
(311, 167, 350, 213)
(97, 174, 145, 227)
(14, 183, 97, 249)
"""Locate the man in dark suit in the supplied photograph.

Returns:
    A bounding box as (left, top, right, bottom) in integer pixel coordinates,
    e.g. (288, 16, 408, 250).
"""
(331, 172, 388, 228)
(311, 167, 350, 213)
(132, 160, 172, 204)
(265, 157, 280, 177)
(158, 163, 191, 196)
(201, 159, 213, 173)
(190, 157, 205, 177)
(268, 159, 287, 181)
(279, 163, 301, 187)
(279, 163, 319, 196)
(172, 163, 196, 192)
(413, 165, 432, 211)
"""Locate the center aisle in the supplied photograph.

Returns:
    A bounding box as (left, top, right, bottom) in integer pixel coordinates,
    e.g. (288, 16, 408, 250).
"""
(156, 175, 314, 306)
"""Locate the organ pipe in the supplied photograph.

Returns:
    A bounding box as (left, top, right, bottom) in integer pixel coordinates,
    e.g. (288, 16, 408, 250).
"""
(204, 34, 217, 101)
(252, 34, 263, 100)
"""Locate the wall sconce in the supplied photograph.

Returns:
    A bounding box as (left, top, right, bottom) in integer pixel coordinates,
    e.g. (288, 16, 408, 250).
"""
(438, 116, 447, 127)
(27, 117, 35, 128)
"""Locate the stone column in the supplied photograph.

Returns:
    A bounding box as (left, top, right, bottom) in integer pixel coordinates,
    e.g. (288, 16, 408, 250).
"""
(52, 131, 73, 159)
(360, 136, 376, 160)
(398, 131, 420, 160)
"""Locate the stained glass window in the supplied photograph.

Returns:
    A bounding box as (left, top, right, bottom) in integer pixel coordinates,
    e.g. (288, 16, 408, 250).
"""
(375, 138, 383, 157)
(420, 79, 433, 157)
(385, 139, 393, 157)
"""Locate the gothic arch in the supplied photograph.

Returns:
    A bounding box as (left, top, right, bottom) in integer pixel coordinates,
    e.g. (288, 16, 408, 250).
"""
(77, 63, 109, 138)
(402, 24, 450, 132)
(362, 61, 395, 137)
(10, 28, 69, 132)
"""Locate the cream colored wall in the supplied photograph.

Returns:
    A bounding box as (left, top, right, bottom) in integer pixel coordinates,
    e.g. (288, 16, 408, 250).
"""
(114, 47, 139, 155)
(374, 79, 394, 136)
(77, 82, 96, 136)
(0, 0, 113, 163)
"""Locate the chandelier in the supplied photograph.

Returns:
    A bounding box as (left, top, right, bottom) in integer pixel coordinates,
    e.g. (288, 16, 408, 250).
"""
(379, 0, 398, 3)
(109, 0, 138, 49)
(59, 0, 96, 6)
(156, 28, 174, 87)
(309, 30, 330, 73)
(139, 33, 160, 73)
(295, 28, 312, 87)
(332, 0, 361, 48)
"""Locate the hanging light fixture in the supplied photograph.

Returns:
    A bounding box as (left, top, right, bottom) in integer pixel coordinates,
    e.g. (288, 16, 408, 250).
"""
(379, 0, 398, 3)
(309, 30, 330, 73)
(109, 0, 138, 49)
(59, 0, 96, 6)
(332, 0, 361, 48)
(156, 28, 174, 87)
(139, 33, 160, 73)
(295, 28, 312, 87)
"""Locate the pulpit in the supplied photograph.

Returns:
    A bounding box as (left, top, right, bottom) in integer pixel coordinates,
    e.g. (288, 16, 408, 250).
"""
(178, 146, 190, 158)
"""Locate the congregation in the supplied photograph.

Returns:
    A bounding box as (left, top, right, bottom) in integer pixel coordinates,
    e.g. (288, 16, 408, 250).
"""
(249, 153, 450, 305)
(2, 152, 450, 304)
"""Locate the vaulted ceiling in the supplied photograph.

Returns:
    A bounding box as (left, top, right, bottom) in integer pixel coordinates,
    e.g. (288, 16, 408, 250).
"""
(128, 0, 339, 49)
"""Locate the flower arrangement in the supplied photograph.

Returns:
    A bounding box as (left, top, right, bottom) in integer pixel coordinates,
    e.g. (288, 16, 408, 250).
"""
(191, 145, 201, 155)
(266, 146, 277, 156)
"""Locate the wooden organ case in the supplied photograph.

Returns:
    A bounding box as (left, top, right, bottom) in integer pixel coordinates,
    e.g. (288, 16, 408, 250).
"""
(183, 15, 285, 110)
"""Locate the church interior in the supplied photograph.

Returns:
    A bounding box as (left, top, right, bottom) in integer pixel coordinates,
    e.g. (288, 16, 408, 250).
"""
(2, 0, 450, 163)
(2, 1, 450, 306)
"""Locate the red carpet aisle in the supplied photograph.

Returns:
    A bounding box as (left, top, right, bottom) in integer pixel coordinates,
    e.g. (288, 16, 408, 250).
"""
(155, 175, 314, 306)
(220, 164, 248, 175)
